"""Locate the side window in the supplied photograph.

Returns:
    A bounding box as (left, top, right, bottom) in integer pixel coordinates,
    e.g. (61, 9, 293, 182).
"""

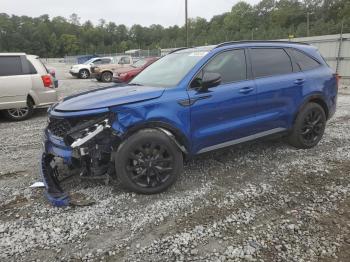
(101, 58, 111, 64)
(119, 57, 131, 64)
(251, 48, 293, 78)
(93, 59, 102, 65)
(27, 60, 37, 74)
(0, 56, 23, 76)
(204, 49, 247, 84)
(292, 49, 320, 71)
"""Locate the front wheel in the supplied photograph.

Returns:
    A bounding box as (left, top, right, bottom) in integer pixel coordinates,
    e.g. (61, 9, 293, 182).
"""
(79, 69, 90, 79)
(288, 102, 326, 149)
(115, 129, 183, 194)
(3, 98, 34, 121)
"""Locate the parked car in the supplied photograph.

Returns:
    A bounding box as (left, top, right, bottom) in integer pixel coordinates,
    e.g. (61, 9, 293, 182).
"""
(69, 57, 113, 79)
(92, 56, 134, 82)
(41, 41, 338, 206)
(0, 53, 59, 121)
(112, 57, 159, 83)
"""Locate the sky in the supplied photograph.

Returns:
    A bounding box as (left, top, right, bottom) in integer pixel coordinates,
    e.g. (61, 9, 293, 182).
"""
(0, 0, 260, 27)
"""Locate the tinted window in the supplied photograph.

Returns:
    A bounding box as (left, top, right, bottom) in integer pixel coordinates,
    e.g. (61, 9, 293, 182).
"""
(293, 49, 320, 71)
(0, 56, 23, 76)
(251, 48, 293, 78)
(204, 49, 247, 84)
(93, 59, 102, 65)
(101, 58, 112, 64)
(22, 58, 37, 74)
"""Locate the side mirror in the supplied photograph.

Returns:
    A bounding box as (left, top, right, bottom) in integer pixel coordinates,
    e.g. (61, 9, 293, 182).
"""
(201, 72, 221, 90)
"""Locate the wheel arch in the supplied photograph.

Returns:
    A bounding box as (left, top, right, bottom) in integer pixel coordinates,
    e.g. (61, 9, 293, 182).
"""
(294, 94, 329, 124)
(27, 91, 38, 106)
(121, 121, 191, 154)
(101, 70, 113, 75)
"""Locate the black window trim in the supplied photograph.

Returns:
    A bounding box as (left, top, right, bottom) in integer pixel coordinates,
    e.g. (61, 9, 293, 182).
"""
(248, 47, 296, 80)
(188, 47, 251, 90)
(290, 47, 322, 72)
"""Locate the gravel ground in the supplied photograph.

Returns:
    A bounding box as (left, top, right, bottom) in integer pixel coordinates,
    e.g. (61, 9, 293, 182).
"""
(0, 64, 349, 262)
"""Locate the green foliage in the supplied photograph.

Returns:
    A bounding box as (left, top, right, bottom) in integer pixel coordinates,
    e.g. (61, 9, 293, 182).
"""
(0, 0, 349, 57)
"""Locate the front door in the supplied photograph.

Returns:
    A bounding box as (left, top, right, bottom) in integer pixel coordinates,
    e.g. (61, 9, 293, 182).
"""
(188, 49, 258, 153)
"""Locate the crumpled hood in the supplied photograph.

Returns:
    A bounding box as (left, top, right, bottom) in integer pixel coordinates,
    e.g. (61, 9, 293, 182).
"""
(54, 85, 165, 112)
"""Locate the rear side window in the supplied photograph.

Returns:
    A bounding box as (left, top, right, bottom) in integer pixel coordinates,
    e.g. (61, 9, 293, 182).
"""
(28, 60, 37, 74)
(204, 49, 247, 84)
(0, 56, 23, 76)
(251, 48, 293, 78)
(292, 49, 320, 71)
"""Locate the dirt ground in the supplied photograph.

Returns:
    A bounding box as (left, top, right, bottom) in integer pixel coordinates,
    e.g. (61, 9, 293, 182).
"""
(0, 64, 349, 262)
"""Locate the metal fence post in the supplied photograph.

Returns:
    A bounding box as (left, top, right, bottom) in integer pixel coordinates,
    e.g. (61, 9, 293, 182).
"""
(336, 20, 344, 74)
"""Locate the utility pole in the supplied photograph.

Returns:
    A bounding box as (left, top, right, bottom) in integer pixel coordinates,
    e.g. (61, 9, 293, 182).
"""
(307, 12, 310, 37)
(185, 0, 189, 47)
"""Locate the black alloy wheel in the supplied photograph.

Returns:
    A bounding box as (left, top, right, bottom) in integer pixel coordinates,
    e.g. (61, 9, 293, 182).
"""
(115, 129, 183, 194)
(126, 142, 174, 188)
(300, 108, 325, 146)
(288, 102, 326, 149)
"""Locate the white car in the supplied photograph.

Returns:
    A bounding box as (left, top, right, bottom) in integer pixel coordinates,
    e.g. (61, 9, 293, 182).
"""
(69, 57, 113, 79)
(0, 53, 59, 121)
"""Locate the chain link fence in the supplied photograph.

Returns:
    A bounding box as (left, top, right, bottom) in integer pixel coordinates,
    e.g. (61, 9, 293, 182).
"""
(288, 33, 350, 80)
(63, 49, 161, 64)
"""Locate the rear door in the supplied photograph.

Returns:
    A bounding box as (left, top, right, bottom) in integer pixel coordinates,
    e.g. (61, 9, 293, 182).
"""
(250, 47, 306, 132)
(0, 55, 32, 109)
(188, 49, 258, 153)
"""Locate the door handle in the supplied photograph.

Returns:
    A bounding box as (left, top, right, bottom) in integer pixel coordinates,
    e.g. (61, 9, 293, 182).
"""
(239, 87, 254, 94)
(294, 79, 305, 85)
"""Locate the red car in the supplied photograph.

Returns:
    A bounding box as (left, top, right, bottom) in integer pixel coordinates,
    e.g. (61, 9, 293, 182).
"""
(112, 57, 159, 83)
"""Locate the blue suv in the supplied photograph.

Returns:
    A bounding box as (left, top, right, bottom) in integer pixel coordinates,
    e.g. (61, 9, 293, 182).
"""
(41, 41, 338, 206)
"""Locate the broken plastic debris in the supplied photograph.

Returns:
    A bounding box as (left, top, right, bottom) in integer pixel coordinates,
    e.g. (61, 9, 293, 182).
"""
(30, 182, 45, 188)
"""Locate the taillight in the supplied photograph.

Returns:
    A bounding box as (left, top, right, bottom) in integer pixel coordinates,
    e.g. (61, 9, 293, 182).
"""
(41, 75, 53, 88)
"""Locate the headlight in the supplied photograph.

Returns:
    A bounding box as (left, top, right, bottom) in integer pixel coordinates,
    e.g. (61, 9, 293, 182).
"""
(64, 114, 115, 147)
(67, 119, 110, 148)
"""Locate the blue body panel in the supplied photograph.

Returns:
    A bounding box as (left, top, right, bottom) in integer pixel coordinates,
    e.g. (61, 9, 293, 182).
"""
(45, 42, 338, 159)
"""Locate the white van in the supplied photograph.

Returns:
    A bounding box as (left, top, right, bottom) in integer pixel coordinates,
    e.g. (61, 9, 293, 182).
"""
(0, 53, 59, 121)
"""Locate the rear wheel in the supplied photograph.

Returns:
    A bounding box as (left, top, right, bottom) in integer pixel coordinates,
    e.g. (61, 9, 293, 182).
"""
(101, 72, 113, 82)
(288, 102, 326, 149)
(79, 69, 90, 79)
(3, 98, 34, 121)
(115, 129, 183, 194)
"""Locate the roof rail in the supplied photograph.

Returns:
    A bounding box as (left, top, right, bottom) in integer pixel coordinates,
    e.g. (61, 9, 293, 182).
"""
(215, 40, 310, 49)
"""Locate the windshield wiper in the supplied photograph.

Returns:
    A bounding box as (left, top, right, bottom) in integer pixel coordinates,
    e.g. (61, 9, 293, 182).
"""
(128, 83, 143, 86)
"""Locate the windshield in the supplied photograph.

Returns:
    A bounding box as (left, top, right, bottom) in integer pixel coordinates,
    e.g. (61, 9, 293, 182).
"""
(132, 59, 148, 68)
(130, 51, 208, 87)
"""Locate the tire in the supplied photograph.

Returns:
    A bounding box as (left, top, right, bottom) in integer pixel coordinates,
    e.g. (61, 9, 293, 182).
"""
(79, 69, 90, 79)
(3, 98, 34, 121)
(288, 102, 326, 149)
(115, 129, 183, 194)
(101, 72, 113, 82)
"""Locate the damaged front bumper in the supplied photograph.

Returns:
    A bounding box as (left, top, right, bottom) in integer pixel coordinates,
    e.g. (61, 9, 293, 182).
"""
(40, 131, 74, 207)
(40, 116, 117, 207)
